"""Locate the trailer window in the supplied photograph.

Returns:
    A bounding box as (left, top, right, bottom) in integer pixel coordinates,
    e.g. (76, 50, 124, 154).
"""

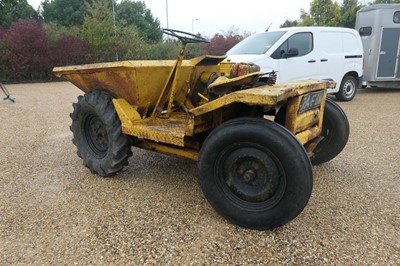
(394, 11, 400, 23)
(359, 27, 372, 37)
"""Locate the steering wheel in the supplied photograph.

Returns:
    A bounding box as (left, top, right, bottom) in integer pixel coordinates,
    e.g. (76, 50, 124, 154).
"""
(162, 28, 209, 44)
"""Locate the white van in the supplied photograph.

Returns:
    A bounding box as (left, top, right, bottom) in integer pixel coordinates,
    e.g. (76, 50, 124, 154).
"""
(226, 27, 363, 101)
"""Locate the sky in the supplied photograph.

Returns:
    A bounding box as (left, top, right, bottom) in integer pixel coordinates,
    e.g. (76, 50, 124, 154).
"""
(26, 0, 344, 37)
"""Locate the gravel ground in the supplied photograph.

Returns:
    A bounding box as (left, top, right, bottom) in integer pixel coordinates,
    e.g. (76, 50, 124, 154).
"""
(0, 82, 399, 265)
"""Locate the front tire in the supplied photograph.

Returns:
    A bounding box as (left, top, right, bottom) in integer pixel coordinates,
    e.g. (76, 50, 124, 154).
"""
(335, 75, 358, 101)
(70, 90, 132, 176)
(198, 117, 313, 230)
(310, 98, 349, 165)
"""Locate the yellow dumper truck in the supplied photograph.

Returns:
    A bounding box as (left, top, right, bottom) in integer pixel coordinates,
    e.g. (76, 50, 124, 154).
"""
(54, 29, 349, 230)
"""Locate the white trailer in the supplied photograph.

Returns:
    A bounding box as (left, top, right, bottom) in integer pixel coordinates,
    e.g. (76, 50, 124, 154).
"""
(356, 4, 400, 87)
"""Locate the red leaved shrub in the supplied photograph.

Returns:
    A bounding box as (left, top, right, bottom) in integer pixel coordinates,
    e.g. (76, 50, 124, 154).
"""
(0, 20, 93, 81)
(49, 35, 91, 67)
(208, 33, 245, 56)
(2, 20, 50, 81)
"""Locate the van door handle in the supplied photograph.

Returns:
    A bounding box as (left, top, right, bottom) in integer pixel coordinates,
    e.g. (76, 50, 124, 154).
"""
(320, 59, 328, 62)
(308, 59, 316, 63)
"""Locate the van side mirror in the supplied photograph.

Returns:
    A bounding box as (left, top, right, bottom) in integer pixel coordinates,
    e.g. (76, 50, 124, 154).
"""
(283, 48, 299, 58)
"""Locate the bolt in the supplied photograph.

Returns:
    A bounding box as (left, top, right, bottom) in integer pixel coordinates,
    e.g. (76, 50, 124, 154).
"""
(243, 169, 256, 183)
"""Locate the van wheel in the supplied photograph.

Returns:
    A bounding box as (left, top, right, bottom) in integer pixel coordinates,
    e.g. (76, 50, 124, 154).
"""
(310, 98, 349, 165)
(335, 75, 357, 101)
(198, 117, 313, 230)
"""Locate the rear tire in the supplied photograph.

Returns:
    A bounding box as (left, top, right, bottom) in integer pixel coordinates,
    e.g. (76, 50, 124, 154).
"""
(70, 90, 132, 176)
(310, 98, 349, 165)
(335, 75, 358, 101)
(198, 117, 313, 230)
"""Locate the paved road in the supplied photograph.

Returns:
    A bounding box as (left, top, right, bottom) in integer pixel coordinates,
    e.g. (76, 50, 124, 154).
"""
(0, 82, 399, 264)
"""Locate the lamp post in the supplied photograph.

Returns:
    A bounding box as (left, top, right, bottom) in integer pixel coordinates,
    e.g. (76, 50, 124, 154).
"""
(166, 0, 169, 28)
(111, 0, 118, 61)
(192, 18, 199, 34)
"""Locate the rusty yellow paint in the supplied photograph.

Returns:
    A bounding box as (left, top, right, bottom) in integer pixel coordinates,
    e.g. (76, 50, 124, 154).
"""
(54, 53, 335, 159)
(218, 61, 235, 77)
(293, 109, 320, 133)
(112, 97, 192, 146)
(284, 89, 328, 145)
(135, 140, 198, 160)
(112, 98, 141, 128)
(317, 92, 327, 130)
(190, 80, 333, 116)
(53, 58, 220, 117)
(208, 72, 263, 92)
(200, 72, 217, 84)
(54, 61, 172, 115)
(150, 58, 179, 117)
(197, 93, 209, 102)
(121, 112, 190, 147)
(285, 94, 305, 133)
(165, 44, 186, 117)
(54, 56, 226, 114)
(185, 113, 212, 136)
(109, 79, 332, 148)
(295, 126, 322, 145)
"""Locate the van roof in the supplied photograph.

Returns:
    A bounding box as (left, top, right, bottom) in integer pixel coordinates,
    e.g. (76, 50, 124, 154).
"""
(358, 4, 400, 13)
(269, 26, 357, 33)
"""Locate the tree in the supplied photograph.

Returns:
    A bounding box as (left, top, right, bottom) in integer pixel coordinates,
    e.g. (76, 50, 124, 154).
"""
(298, 0, 340, 26)
(299, 9, 315, 26)
(287, 0, 370, 28)
(144, 40, 180, 60)
(115, 23, 148, 60)
(309, 0, 340, 26)
(116, 0, 162, 43)
(280, 19, 299, 28)
(81, 0, 115, 62)
(0, 26, 7, 80)
(81, 0, 163, 61)
(41, 0, 89, 27)
(1, 20, 49, 80)
(207, 28, 250, 55)
(49, 35, 91, 66)
(340, 0, 363, 28)
(43, 22, 81, 43)
(0, 19, 91, 81)
(0, 0, 38, 28)
(0, 26, 5, 38)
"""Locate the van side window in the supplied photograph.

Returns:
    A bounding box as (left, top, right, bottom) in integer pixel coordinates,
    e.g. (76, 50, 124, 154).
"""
(271, 32, 313, 59)
(394, 11, 400, 23)
(359, 27, 372, 36)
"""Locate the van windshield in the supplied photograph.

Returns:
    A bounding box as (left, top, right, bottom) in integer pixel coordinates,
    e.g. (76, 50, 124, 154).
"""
(227, 31, 287, 55)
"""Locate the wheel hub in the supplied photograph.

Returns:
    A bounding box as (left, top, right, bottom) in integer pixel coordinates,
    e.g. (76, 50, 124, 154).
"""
(242, 169, 256, 183)
(85, 115, 108, 157)
(343, 80, 355, 96)
(222, 146, 283, 203)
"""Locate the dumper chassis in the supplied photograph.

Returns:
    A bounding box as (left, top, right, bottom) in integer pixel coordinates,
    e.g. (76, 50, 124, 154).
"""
(54, 29, 349, 230)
